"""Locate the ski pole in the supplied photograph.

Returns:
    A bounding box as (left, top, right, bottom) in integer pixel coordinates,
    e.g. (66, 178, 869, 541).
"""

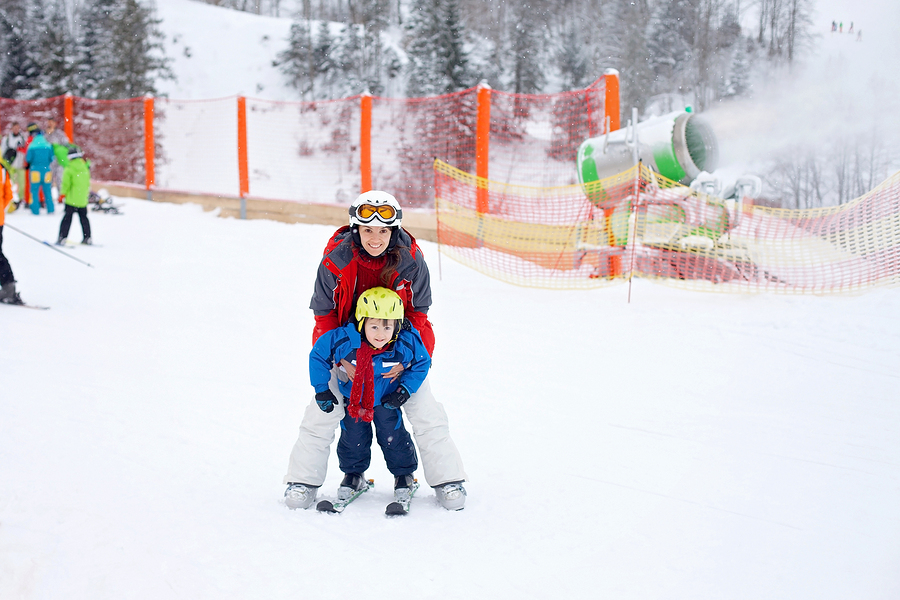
(5, 224, 94, 268)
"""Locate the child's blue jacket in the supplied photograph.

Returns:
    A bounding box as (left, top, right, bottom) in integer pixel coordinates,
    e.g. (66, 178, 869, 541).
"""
(309, 322, 431, 405)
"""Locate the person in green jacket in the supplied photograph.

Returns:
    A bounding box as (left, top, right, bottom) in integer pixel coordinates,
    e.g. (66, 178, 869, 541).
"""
(56, 145, 92, 246)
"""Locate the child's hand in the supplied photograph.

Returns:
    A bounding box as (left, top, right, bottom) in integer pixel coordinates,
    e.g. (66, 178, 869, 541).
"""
(382, 386, 410, 409)
(315, 390, 338, 413)
(382, 363, 405, 382)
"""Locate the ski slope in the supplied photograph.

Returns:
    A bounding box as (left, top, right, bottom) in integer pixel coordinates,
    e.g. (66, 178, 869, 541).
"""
(1, 198, 899, 599)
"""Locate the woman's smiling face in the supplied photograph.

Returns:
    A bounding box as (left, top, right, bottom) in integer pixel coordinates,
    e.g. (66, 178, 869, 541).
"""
(358, 225, 392, 257)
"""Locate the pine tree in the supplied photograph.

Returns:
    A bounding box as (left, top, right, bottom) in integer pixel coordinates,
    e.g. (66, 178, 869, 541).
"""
(607, 0, 652, 112)
(556, 21, 588, 92)
(405, 0, 473, 97)
(0, 0, 41, 99)
(104, 0, 172, 98)
(34, 0, 77, 97)
(646, 0, 693, 98)
(73, 0, 118, 98)
(276, 19, 317, 98)
(506, 1, 545, 95)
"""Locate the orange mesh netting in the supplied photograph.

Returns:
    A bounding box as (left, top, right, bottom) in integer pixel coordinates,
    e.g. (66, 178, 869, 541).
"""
(434, 160, 900, 294)
(0, 78, 610, 208)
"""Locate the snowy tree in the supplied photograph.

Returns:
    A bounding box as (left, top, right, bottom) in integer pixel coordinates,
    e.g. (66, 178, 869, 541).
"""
(73, 0, 118, 97)
(33, 0, 77, 97)
(606, 0, 652, 112)
(0, 0, 41, 99)
(504, 0, 545, 95)
(556, 20, 588, 92)
(405, 0, 474, 97)
(73, 0, 171, 99)
(103, 0, 172, 98)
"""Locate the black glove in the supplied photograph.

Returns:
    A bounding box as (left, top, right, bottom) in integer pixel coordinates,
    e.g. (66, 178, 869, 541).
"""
(382, 386, 410, 409)
(315, 390, 338, 413)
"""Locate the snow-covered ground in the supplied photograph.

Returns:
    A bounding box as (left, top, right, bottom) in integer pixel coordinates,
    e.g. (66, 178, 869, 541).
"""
(2, 198, 899, 598)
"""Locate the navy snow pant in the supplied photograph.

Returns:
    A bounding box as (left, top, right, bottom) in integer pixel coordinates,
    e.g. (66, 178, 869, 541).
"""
(0, 226, 14, 286)
(337, 404, 418, 477)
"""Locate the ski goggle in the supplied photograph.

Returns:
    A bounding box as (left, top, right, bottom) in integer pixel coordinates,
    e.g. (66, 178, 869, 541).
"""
(354, 203, 397, 224)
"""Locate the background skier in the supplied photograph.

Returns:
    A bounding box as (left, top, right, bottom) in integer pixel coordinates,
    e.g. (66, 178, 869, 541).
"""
(44, 118, 70, 194)
(24, 125, 55, 215)
(0, 161, 23, 304)
(56, 145, 92, 245)
(1, 122, 27, 206)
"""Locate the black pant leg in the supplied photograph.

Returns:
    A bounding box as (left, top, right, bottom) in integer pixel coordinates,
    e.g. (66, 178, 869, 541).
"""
(77, 207, 91, 239)
(58, 204, 75, 239)
(0, 226, 14, 285)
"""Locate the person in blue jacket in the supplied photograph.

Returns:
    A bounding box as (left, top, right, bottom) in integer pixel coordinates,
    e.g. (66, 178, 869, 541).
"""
(289, 287, 431, 508)
(23, 124, 54, 215)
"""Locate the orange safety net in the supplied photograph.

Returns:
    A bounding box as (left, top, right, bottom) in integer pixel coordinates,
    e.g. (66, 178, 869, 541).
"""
(0, 78, 609, 208)
(0, 96, 147, 185)
(434, 160, 900, 294)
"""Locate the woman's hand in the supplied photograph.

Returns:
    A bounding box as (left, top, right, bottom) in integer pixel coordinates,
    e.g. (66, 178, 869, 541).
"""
(340, 359, 356, 381)
(383, 363, 405, 382)
(341, 360, 404, 382)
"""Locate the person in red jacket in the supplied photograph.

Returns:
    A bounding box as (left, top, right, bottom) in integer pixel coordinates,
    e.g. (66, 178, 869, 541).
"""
(284, 190, 468, 510)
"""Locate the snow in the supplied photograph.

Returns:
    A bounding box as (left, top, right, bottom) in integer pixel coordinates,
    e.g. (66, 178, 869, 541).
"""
(2, 198, 900, 598)
(2, 0, 900, 597)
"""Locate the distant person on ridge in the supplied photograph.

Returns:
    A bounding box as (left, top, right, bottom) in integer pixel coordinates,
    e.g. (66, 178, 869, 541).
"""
(56, 145, 92, 246)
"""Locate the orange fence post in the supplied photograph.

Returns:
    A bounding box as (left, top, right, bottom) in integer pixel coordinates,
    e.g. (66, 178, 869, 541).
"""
(475, 83, 491, 214)
(237, 96, 249, 218)
(603, 69, 620, 132)
(64, 94, 74, 142)
(143, 96, 155, 199)
(360, 93, 372, 193)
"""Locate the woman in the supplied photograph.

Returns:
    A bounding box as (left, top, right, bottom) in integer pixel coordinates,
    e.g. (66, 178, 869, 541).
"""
(283, 190, 468, 510)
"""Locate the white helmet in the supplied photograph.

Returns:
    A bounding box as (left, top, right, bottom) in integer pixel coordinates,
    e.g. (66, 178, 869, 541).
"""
(349, 190, 403, 228)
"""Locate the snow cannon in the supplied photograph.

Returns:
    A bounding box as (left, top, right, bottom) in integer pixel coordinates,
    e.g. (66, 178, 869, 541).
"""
(577, 110, 719, 195)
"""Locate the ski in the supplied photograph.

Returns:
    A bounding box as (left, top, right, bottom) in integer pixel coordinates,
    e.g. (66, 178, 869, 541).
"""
(1, 299, 49, 310)
(385, 480, 420, 516)
(316, 479, 374, 513)
(62, 242, 103, 248)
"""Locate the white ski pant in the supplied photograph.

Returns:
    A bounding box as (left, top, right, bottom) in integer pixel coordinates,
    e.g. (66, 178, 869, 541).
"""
(284, 370, 467, 488)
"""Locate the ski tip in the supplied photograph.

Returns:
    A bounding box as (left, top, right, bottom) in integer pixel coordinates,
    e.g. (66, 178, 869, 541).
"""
(316, 500, 339, 513)
(385, 502, 408, 516)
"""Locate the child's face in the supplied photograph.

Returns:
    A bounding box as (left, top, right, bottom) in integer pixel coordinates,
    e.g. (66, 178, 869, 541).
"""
(363, 318, 395, 349)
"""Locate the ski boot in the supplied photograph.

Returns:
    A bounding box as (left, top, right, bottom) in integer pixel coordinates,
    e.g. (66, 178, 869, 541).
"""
(82, 237, 92, 245)
(435, 481, 467, 511)
(55, 237, 67, 246)
(393, 474, 415, 504)
(0, 281, 23, 305)
(284, 483, 318, 509)
(337, 472, 368, 502)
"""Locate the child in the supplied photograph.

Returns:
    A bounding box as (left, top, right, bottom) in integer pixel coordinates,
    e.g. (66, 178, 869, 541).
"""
(55, 145, 92, 246)
(285, 287, 431, 509)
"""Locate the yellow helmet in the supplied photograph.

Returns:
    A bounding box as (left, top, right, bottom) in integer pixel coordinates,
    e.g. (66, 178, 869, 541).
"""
(355, 287, 404, 330)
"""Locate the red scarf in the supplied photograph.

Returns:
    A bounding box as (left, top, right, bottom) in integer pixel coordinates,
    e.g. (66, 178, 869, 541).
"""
(348, 342, 386, 423)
